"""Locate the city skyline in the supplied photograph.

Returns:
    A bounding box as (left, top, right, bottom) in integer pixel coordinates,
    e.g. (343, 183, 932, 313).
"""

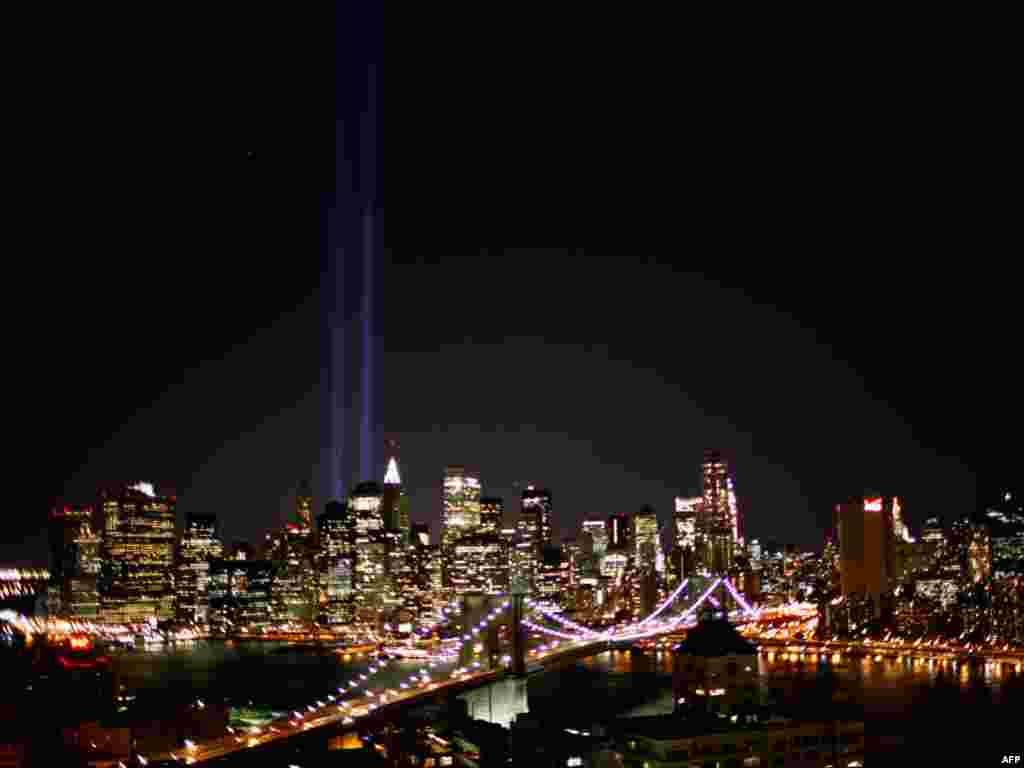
(11, 4, 1022, 764)
(33, 249, 1004, 570)
(34, 440, 990, 572)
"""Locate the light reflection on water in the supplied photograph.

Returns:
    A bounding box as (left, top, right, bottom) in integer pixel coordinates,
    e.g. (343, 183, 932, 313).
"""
(459, 646, 1022, 725)
(109, 641, 1022, 723)
(113, 641, 461, 711)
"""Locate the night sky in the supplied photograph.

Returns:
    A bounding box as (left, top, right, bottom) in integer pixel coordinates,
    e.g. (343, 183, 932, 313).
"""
(18, 10, 1017, 566)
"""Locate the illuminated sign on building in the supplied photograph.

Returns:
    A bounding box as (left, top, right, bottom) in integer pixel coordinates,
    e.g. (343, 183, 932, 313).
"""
(864, 498, 883, 512)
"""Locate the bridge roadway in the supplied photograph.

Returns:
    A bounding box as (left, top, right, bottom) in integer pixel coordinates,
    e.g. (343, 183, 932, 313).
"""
(143, 632, 635, 765)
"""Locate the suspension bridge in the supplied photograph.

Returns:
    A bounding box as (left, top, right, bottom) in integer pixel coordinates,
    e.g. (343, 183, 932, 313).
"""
(115, 576, 758, 764)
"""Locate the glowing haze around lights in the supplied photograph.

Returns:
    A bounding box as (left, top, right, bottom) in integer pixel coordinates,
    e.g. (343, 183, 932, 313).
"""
(130, 482, 156, 497)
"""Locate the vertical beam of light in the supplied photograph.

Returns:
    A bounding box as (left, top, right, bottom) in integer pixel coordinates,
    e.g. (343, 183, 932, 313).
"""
(358, 207, 374, 483)
(358, 64, 379, 484)
(322, 200, 349, 503)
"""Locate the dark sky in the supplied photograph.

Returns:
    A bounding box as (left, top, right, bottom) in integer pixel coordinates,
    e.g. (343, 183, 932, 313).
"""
(16, 11, 1017, 566)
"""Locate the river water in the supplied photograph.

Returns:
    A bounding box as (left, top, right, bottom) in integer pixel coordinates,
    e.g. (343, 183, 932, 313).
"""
(12, 640, 1019, 763)
(108, 640, 1024, 719)
(459, 647, 1024, 764)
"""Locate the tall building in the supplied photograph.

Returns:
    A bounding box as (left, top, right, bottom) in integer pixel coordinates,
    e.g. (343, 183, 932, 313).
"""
(381, 454, 408, 536)
(450, 533, 508, 595)
(536, 544, 569, 601)
(351, 481, 385, 533)
(270, 517, 316, 625)
(380, 528, 407, 611)
(582, 519, 608, 555)
(209, 559, 273, 631)
(966, 524, 992, 583)
(176, 514, 223, 624)
(441, 467, 482, 587)
(890, 496, 913, 543)
(633, 505, 659, 566)
(702, 451, 736, 573)
(673, 497, 700, 550)
(317, 501, 355, 626)
(349, 483, 389, 618)
(748, 538, 762, 563)
(607, 513, 630, 551)
(833, 496, 896, 621)
(296, 491, 313, 529)
(410, 523, 430, 547)
(673, 496, 702, 576)
(98, 483, 176, 624)
(513, 517, 539, 592)
(985, 490, 1024, 578)
(521, 487, 553, 548)
(404, 532, 438, 614)
(353, 529, 390, 618)
(479, 497, 504, 535)
(601, 551, 629, 579)
(49, 505, 101, 619)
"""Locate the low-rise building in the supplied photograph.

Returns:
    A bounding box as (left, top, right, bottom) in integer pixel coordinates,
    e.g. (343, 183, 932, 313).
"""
(618, 714, 865, 768)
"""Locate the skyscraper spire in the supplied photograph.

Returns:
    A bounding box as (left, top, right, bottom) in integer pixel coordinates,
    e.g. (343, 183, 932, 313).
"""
(384, 456, 401, 486)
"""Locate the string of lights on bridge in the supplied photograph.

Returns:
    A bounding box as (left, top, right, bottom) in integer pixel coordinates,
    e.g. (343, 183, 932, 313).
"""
(523, 577, 761, 646)
(160, 600, 516, 763)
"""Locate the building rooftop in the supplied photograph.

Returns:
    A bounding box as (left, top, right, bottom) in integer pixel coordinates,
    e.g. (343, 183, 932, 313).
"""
(673, 612, 758, 657)
(618, 712, 863, 741)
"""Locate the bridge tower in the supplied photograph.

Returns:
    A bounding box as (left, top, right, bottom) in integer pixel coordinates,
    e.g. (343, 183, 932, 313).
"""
(509, 577, 529, 677)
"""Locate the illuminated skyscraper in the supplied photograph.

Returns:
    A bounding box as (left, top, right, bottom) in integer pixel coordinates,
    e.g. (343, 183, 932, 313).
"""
(380, 528, 407, 611)
(450, 533, 508, 595)
(269, 513, 316, 625)
(209, 559, 273, 631)
(521, 487, 553, 548)
(410, 523, 430, 547)
(833, 496, 896, 621)
(511, 487, 552, 592)
(890, 496, 913, 543)
(601, 551, 629, 579)
(349, 482, 388, 616)
(672, 497, 700, 551)
(607, 513, 630, 551)
(702, 451, 736, 573)
(176, 514, 223, 625)
(441, 467, 482, 586)
(966, 524, 992, 583)
(353, 529, 389, 618)
(403, 530, 437, 615)
(513, 515, 539, 592)
(537, 544, 569, 601)
(480, 497, 504, 535)
(985, 491, 1024, 578)
(381, 453, 409, 536)
(98, 482, 176, 624)
(748, 538, 762, 563)
(317, 501, 355, 626)
(633, 505, 659, 566)
(582, 519, 608, 555)
(296, 491, 313, 529)
(49, 505, 101, 619)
